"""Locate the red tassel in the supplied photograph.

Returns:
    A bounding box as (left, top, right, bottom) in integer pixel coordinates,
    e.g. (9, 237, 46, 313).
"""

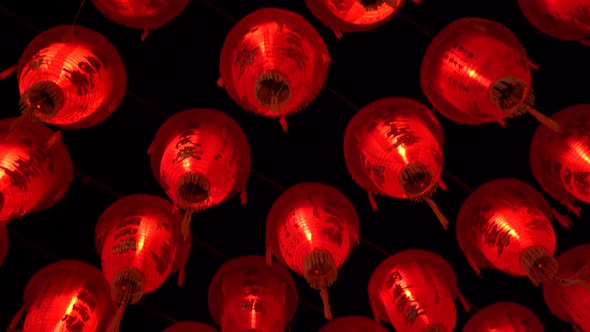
(7, 306, 24, 331)
(46, 129, 63, 148)
(552, 209, 573, 229)
(367, 192, 378, 211)
(0, 65, 17, 80)
(141, 29, 150, 42)
(177, 264, 185, 287)
(279, 116, 288, 133)
(240, 186, 247, 205)
(457, 291, 471, 313)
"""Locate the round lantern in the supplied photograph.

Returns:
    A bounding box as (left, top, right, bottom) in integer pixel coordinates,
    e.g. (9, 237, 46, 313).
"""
(0, 117, 73, 222)
(163, 321, 219, 332)
(266, 182, 359, 320)
(0, 225, 8, 268)
(8, 260, 114, 332)
(456, 178, 559, 286)
(91, 0, 190, 41)
(218, 8, 331, 132)
(95, 194, 183, 331)
(17, 25, 126, 129)
(305, 0, 407, 38)
(368, 249, 465, 332)
(530, 104, 590, 216)
(149, 108, 251, 240)
(319, 315, 388, 332)
(462, 301, 544, 332)
(543, 243, 590, 332)
(420, 18, 559, 131)
(343, 96, 449, 229)
(208, 256, 298, 332)
(518, 0, 590, 43)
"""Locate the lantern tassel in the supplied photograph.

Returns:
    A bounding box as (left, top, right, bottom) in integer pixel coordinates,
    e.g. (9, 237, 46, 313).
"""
(46, 129, 63, 148)
(0, 65, 16, 80)
(551, 208, 573, 229)
(367, 192, 378, 211)
(7, 306, 24, 331)
(319, 287, 333, 320)
(333, 29, 343, 40)
(266, 240, 272, 265)
(216, 78, 223, 87)
(181, 209, 193, 241)
(177, 264, 186, 287)
(561, 199, 582, 217)
(527, 58, 539, 70)
(279, 116, 288, 133)
(527, 107, 561, 132)
(466, 254, 482, 277)
(424, 197, 449, 231)
(437, 178, 448, 191)
(108, 302, 127, 332)
(457, 291, 471, 313)
(240, 185, 247, 205)
(141, 29, 150, 42)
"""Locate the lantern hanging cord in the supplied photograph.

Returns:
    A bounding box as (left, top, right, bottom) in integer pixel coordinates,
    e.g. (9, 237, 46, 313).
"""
(68, 0, 86, 34)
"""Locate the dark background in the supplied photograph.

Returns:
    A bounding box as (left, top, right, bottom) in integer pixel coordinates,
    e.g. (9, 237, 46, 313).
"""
(0, 0, 588, 331)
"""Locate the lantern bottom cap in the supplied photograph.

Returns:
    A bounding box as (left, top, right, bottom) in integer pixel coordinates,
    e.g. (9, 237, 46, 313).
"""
(520, 246, 558, 286)
(255, 70, 292, 113)
(489, 75, 534, 118)
(303, 249, 337, 290)
(176, 172, 210, 206)
(111, 267, 146, 305)
(400, 163, 436, 199)
(21, 80, 64, 121)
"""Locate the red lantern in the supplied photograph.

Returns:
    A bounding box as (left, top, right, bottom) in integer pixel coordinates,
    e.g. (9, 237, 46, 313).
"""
(163, 321, 219, 332)
(218, 8, 331, 132)
(530, 104, 590, 216)
(462, 301, 544, 332)
(8, 260, 114, 332)
(0, 117, 73, 221)
(305, 0, 407, 39)
(456, 178, 559, 286)
(343, 97, 449, 229)
(0, 225, 8, 268)
(319, 315, 388, 332)
(17, 25, 126, 129)
(517, 0, 590, 44)
(95, 194, 183, 331)
(368, 249, 465, 332)
(420, 18, 559, 131)
(266, 182, 359, 319)
(208, 256, 298, 332)
(543, 243, 590, 332)
(91, 0, 190, 40)
(149, 108, 251, 240)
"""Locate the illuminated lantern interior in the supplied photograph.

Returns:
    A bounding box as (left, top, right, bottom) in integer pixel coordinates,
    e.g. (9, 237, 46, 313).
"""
(95, 194, 183, 331)
(149, 108, 251, 240)
(420, 18, 559, 131)
(163, 321, 219, 332)
(517, 0, 590, 43)
(343, 96, 449, 229)
(208, 256, 298, 332)
(456, 178, 559, 286)
(16, 25, 126, 129)
(530, 104, 590, 216)
(319, 315, 388, 332)
(0, 225, 8, 268)
(218, 8, 331, 132)
(0, 117, 73, 222)
(543, 243, 590, 332)
(368, 249, 463, 332)
(462, 301, 544, 332)
(10, 260, 114, 332)
(91, 0, 191, 40)
(266, 182, 359, 319)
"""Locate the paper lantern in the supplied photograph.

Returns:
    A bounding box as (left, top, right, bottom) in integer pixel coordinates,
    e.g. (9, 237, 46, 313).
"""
(319, 315, 388, 332)
(208, 256, 298, 332)
(305, 0, 407, 38)
(218, 8, 331, 132)
(456, 178, 559, 285)
(420, 18, 559, 131)
(91, 0, 190, 40)
(543, 243, 590, 332)
(0, 117, 73, 222)
(95, 194, 183, 331)
(163, 321, 219, 332)
(266, 182, 359, 319)
(530, 104, 590, 216)
(343, 96, 449, 229)
(17, 25, 126, 129)
(8, 260, 114, 332)
(0, 225, 8, 268)
(149, 108, 251, 240)
(368, 249, 465, 332)
(462, 301, 544, 332)
(518, 0, 590, 43)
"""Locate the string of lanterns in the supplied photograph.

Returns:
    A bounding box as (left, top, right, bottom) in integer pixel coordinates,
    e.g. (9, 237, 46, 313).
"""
(0, 0, 589, 331)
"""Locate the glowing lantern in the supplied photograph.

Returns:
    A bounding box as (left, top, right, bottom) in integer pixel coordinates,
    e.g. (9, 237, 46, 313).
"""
(420, 18, 559, 131)
(266, 182, 359, 320)
(149, 108, 251, 240)
(305, 0, 408, 39)
(16, 25, 126, 129)
(0, 225, 7, 268)
(319, 315, 388, 332)
(8, 260, 114, 332)
(218, 8, 331, 132)
(368, 249, 467, 332)
(343, 97, 449, 229)
(543, 243, 590, 332)
(95, 194, 183, 331)
(517, 0, 590, 44)
(530, 104, 590, 217)
(456, 178, 559, 286)
(163, 321, 219, 332)
(0, 117, 73, 221)
(208, 256, 298, 332)
(462, 301, 544, 332)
